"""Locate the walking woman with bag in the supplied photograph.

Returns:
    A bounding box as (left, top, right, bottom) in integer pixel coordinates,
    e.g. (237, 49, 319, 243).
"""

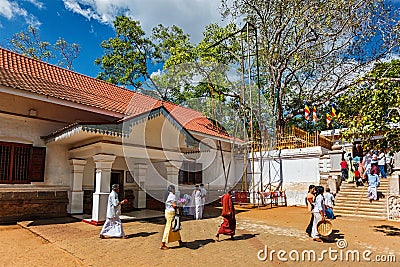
(160, 185, 184, 250)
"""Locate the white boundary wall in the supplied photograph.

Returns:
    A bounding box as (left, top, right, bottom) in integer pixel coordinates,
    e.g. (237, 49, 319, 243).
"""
(249, 146, 325, 206)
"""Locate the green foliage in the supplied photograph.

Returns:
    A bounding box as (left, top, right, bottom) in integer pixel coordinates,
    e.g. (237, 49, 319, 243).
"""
(54, 38, 80, 70)
(10, 26, 52, 61)
(9, 26, 80, 70)
(337, 60, 400, 151)
(221, 0, 400, 130)
(95, 16, 153, 88)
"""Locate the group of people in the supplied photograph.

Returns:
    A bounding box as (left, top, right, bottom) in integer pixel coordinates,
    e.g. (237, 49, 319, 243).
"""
(182, 184, 207, 220)
(305, 185, 335, 242)
(340, 148, 391, 202)
(161, 185, 236, 249)
(98, 183, 236, 250)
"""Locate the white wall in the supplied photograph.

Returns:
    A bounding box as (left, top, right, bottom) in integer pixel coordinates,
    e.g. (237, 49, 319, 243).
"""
(250, 147, 323, 206)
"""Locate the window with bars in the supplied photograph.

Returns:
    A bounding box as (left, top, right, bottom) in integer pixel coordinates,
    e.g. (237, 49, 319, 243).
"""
(178, 161, 202, 185)
(0, 142, 46, 184)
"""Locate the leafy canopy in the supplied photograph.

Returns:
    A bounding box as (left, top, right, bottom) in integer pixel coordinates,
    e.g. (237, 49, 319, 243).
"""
(9, 26, 80, 70)
(338, 60, 400, 151)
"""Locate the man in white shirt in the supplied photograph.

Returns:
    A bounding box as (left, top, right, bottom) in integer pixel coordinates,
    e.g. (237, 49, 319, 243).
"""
(192, 185, 202, 220)
(378, 150, 387, 178)
(323, 188, 335, 219)
(200, 183, 207, 218)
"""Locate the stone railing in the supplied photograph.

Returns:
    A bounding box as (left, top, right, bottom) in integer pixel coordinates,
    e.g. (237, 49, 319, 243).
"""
(387, 195, 400, 221)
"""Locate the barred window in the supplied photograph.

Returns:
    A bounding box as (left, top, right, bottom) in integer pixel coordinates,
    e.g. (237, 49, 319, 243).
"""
(0, 142, 45, 184)
(178, 161, 202, 185)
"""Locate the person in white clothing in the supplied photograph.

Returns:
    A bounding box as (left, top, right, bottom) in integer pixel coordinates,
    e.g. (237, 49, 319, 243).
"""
(200, 183, 207, 218)
(100, 184, 128, 239)
(323, 188, 335, 219)
(378, 150, 386, 179)
(192, 185, 202, 220)
(311, 186, 325, 242)
(160, 185, 184, 250)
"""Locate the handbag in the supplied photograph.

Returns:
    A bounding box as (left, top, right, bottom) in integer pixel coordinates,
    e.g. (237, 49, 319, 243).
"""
(171, 207, 183, 232)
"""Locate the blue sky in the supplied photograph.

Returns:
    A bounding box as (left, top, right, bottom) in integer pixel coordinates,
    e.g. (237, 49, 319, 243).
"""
(0, 0, 223, 78)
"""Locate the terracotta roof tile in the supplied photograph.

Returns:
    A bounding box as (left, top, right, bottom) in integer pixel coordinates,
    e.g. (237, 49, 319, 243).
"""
(0, 47, 232, 140)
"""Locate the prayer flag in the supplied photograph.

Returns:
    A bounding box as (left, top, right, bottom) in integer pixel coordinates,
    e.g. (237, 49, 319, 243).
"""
(304, 102, 310, 120)
(331, 104, 337, 117)
(326, 113, 332, 127)
(312, 106, 317, 123)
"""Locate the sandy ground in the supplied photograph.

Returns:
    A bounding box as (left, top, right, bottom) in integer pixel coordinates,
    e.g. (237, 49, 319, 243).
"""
(0, 206, 399, 267)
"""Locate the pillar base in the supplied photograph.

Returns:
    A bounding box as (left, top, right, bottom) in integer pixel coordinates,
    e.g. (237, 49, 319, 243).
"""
(137, 190, 146, 209)
(82, 218, 105, 226)
(67, 191, 84, 214)
(91, 192, 109, 222)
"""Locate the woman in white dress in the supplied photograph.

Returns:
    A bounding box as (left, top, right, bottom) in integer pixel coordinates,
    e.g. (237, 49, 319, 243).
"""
(99, 184, 128, 239)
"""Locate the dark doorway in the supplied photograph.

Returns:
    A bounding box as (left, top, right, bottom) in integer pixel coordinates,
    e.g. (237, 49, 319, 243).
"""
(111, 170, 124, 195)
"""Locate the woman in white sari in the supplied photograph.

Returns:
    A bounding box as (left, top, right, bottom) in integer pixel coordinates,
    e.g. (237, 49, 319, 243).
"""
(99, 184, 128, 239)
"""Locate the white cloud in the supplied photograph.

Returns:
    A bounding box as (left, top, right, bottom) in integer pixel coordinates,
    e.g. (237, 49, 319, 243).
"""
(0, 0, 28, 19)
(0, 0, 41, 26)
(62, 0, 224, 42)
(25, 13, 41, 27)
(25, 0, 44, 9)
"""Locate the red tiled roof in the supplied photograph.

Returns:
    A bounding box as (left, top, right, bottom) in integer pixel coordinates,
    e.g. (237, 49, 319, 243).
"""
(0, 47, 232, 140)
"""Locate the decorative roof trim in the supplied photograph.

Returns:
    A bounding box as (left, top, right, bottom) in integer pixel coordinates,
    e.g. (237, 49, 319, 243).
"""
(43, 106, 203, 149)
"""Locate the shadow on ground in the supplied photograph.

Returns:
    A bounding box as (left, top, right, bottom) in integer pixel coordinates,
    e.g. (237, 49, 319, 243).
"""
(373, 225, 400, 236)
(26, 217, 80, 227)
(125, 231, 157, 239)
(323, 229, 345, 243)
(175, 233, 259, 250)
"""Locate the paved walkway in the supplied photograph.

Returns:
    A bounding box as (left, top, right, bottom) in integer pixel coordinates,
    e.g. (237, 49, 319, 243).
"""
(1, 206, 399, 267)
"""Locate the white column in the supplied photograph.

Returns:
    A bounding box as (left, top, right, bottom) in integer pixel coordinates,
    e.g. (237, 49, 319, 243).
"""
(91, 154, 116, 224)
(135, 163, 148, 209)
(165, 161, 182, 197)
(68, 159, 87, 214)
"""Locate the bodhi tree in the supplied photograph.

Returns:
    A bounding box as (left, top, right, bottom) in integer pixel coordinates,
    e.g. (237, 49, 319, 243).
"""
(9, 26, 80, 70)
(337, 60, 400, 151)
(221, 0, 400, 129)
(10, 26, 52, 61)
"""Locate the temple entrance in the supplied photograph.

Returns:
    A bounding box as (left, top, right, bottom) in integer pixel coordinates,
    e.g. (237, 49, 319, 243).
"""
(110, 170, 124, 196)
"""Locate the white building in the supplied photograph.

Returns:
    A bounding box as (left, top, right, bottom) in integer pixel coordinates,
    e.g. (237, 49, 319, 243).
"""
(0, 48, 243, 224)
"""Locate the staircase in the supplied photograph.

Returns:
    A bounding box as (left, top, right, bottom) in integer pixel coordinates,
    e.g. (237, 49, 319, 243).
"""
(334, 178, 389, 219)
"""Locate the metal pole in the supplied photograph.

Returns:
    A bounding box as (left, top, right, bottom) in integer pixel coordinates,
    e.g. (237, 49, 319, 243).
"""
(247, 23, 255, 204)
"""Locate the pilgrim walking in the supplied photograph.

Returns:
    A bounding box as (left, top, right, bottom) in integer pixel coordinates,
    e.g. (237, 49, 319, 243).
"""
(215, 190, 236, 241)
(311, 186, 325, 242)
(99, 184, 128, 239)
(160, 185, 184, 250)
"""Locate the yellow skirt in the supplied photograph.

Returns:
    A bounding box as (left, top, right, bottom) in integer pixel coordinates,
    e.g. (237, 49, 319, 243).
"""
(162, 210, 181, 243)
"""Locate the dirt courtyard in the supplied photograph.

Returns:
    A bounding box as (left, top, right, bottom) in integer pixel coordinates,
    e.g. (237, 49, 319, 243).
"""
(0, 206, 399, 267)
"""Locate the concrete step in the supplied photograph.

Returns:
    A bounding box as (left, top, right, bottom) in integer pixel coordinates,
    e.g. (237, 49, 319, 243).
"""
(335, 212, 386, 220)
(336, 190, 389, 196)
(335, 209, 386, 215)
(333, 177, 391, 219)
(336, 194, 389, 200)
(334, 200, 387, 206)
(334, 206, 386, 213)
(338, 186, 389, 191)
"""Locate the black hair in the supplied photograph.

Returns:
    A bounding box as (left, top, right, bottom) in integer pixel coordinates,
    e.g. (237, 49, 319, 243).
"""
(315, 186, 324, 195)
